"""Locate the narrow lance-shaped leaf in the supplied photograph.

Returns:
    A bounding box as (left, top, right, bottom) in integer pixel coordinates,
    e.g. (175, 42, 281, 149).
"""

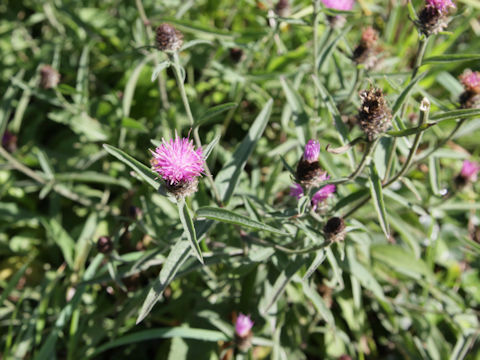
(422, 53, 480, 64)
(197, 206, 288, 236)
(103, 144, 160, 190)
(215, 99, 273, 203)
(368, 162, 390, 239)
(178, 199, 203, 264)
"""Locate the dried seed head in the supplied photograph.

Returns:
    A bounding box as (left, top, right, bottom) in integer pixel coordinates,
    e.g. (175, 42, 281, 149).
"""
(296, 160, 329, 189)
(155, 23, 183, 52)
(97, 236, 113, 254)
(323, 217, 346, 242)
(352, 27, 380, 70)
(459, 70, 480, 109)
(275, 0, 290, 17)
(40, 65, 60, 89)
(358, 88, 392, 141)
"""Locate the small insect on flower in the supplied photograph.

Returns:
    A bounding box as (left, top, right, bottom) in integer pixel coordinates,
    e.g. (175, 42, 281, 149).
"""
(459, 69, 480, 109)
(151, 132, 204, 198)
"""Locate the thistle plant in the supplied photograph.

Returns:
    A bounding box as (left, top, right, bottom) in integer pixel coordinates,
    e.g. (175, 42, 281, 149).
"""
(1, 1, 480, 359)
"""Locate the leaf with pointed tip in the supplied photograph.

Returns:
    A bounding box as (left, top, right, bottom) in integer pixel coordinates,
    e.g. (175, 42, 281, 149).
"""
(369, 163, 390, 239)
(178, 200, 203, 264)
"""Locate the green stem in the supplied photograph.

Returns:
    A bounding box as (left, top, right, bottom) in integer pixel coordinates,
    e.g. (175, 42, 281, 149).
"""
(170, 53, 223, 206)
(348, 139, 378, 181)
(411, 37, 429, 80)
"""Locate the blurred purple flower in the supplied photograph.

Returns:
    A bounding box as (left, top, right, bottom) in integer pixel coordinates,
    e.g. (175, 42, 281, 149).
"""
(461, 160, 480, 182)
(150, 132, 204, 185)
(290, 183, 304, 199)
(426, 0, 455, 13)
(303, 139, 321, 162)
(459, 70, 480, 93)
(312, 184, 336, 211)
(322, 0, 354, 11)
(235, 313, 254, 338)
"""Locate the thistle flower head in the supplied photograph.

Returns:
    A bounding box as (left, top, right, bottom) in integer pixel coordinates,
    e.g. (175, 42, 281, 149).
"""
(155, 23, 183, 52)
(275, 0, 290, 17)
(358, 88, 392, 141)
(324, 217, 346, 242)
(426, 0, 455, 13)
(353, 27, 380, 70)
(290, 183, 304, 199)
(311, 184, 336, 211)
(322, 0, 354, 11)
(97, 236, 113, 254)
(459, 70, 480, 94)
(361, 26, 378, 46)
(460, 160, 480, 181)
(235, 313, 254, 338)
(151, 133, 203, 197)
(303, 139, 321, 162)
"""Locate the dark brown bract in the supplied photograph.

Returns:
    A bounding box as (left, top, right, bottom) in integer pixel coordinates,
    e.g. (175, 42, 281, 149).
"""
(358, 88, 392, 141)
(296, 159, 328, 189)
(323, 217, 346, 242)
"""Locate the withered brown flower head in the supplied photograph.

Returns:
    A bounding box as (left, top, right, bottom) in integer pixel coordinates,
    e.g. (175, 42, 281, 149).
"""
(358, 88, 392, 141)
(353, 27, 381, 70)
(155, 23, 183, 52)
(323, 217, 346, 242)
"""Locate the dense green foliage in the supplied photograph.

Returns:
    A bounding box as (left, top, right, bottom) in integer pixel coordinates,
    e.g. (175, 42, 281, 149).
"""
(1, 0, 480, 359)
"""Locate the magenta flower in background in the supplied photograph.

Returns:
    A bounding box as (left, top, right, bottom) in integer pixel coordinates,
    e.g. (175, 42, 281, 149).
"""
(460, 160, 480, 182)
(235, 313, 254, 338)
(151, 132, 204, 185)
(311, 184, 336, 211)
(426, 0, 455, 13)
(290, 183, 304, 199)
(459, 70, 480, 93)
(303, 139, 321, 163)
(321, 0, 354, 11)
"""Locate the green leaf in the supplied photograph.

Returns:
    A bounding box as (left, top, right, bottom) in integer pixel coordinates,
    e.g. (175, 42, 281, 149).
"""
(123, 53, 154, 117)
(90, 327, 229, 358)
(0, 260, 32, 306)
(299, 279, 334, 325)
(178, 200, 203, 264)
(196, 206, 287, 236)
(151, 60, 170, 82)
(371, 244, 431, 279)
(203, 133, 220, 160)
(196, 102, 237, 127)
(422, 54, 480, 64)
(103, 144, 160, 190)
(42, 218, 76, 269)
(391, 72, 427, 118)
(121, 117, 148, 132)
(215, 99, 273, 203)
(429, 108, 480, 122)
(387, 123, 434, 137)
(368, 163, 390, 239)
(261, 256, 305, 314)
(136, 220, 213, 324)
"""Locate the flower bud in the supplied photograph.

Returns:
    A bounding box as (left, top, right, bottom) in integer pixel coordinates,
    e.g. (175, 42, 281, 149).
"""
(323, 217, 346, 242)
(40, 65, 60, 89)
(235, 313, 254, 352)
(416, 0, 455, 36)
(352, 27, 380, 71)
(275, 0, 290, 17)
(358, 88, 392, 141)
(459, 69, 480, 109)
(229, 48, 245, 64)
(454, 160, 480, 189)
(155, 23, 183, 52)
(97, 236, 113, 254)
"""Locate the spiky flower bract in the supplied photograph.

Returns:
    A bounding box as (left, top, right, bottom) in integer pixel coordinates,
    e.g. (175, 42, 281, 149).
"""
(358, 88, 392, 141)
(151, 133, 203, 197)
(461, 160, 480, 181)
(296, 140, 328, 188)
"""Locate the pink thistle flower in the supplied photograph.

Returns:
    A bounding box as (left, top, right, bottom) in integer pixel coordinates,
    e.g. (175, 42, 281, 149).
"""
(426, 0, 455, 13)
(235, 313, 254, 338)
(459, 70, 480, 94)
(303, 139, 321, 163)
(290, 183, 304, 199)
(311, 184, 336, 211)
(460, 160, 480, 182)
(151, 132, 204, 196)
(322, 0, 354, 11)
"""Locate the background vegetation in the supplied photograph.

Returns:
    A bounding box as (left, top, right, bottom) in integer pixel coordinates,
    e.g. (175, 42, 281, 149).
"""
(1, 0, 480, 359)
